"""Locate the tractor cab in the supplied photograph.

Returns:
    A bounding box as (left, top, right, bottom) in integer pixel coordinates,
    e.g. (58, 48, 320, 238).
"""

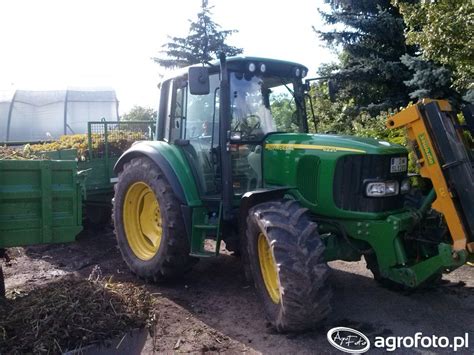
(157, 56, 309, 209)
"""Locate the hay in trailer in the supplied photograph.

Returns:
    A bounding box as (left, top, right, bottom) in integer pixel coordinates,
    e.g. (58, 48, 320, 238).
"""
(0, 145, 45, 160)
(29, 131, 148, 161)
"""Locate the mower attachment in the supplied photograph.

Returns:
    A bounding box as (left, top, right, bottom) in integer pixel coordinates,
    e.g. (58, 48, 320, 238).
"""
(387, 100, 474, 253)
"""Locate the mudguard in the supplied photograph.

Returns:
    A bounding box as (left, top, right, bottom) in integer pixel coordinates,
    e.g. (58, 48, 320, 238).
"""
(114, 141, 201, 207)
(239, 187, 290, 227)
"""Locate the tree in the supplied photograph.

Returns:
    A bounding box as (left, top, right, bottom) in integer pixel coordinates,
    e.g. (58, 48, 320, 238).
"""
(316, 0, 416, 115)
(400, 54, 459, 102)
(121, 106, 157, 122)
(153, 0, 243, 69)
(307, 80, 354, 134)
(270, 93, 299, 132)
(394, 0, 473, 102)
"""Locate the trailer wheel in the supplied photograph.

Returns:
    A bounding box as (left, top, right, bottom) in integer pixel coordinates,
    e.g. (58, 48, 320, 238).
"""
(113, 157, 195, 282)
(246, 199, 332, 332)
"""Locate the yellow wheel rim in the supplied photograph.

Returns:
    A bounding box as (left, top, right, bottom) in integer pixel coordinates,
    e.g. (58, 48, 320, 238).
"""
(257, 233, 280, 304)
(123, 182, 162, 261)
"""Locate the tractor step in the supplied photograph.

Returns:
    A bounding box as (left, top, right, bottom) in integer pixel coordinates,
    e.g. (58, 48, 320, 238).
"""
(193, 224, 218, 230)
(189, 205, 222, 257)
(189, 250, 216, 257)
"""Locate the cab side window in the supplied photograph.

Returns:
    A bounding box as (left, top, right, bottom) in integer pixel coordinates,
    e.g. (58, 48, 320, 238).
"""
(170, 81, 186, 142)
(185, 74, 219, 139)
(160, 78, 187, 142)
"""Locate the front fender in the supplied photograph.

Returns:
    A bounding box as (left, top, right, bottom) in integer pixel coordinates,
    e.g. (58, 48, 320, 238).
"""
(114, 141, 201, 206)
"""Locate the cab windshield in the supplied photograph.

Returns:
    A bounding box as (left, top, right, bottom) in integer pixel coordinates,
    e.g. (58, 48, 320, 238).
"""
(230, 72, 305, 141)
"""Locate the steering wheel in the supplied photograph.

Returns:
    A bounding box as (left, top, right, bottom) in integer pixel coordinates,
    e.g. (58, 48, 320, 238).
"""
(233, 114, 261, 137)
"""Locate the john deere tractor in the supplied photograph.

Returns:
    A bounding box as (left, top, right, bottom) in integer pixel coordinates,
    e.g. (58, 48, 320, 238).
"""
(113, 55, 474, 332)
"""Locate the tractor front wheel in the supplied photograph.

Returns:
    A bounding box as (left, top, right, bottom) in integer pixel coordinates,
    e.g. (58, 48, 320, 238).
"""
(113, 157, 195, 282)
(246, 199, 332, 332)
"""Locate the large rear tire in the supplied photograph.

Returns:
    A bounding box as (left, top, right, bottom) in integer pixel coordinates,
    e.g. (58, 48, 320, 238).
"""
(113, 157, 195, 281)
(246, 199, 332, 332)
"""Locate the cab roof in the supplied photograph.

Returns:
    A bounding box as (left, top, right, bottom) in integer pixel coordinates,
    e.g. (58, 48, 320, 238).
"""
(160, 56, 308, 85)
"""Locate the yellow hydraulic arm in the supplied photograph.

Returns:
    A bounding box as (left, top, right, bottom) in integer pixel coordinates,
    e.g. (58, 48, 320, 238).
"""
(387, 99, 473, 253)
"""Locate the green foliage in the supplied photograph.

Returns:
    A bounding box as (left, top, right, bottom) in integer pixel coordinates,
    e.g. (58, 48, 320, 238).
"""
(153, 0, 242, 68)
(121, 106, 157, 122)
(306, 81, 403, 141)
(352, 111, 405, 146)
(400, 54, 459, 102)
(316, 0, 415, 115)
(307, 81, 354, 134)
(308, 83, 418, 171)
(270, 93, 299, 132)
(314, 0, 472, 173)
(395, 0, 474, 93)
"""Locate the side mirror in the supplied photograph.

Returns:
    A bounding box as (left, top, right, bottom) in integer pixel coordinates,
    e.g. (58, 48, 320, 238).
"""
(188, 67, 210, 95)
(328, 80, 337, 102)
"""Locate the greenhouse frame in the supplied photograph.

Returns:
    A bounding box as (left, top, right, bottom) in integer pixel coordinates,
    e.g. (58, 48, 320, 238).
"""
(0, 88, 119, 143)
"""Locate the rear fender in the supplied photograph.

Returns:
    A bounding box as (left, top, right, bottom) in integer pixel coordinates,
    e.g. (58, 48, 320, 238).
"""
(114, 141, 201, 207)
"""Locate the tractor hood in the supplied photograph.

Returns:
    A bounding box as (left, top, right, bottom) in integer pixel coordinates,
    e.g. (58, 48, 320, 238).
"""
(262, 132, 409, 221)
(264, 133, 407, 155)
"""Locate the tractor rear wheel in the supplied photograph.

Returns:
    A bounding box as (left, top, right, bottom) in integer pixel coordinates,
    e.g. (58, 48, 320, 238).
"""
(113, 157, 195, 282)
(246, 199, 332, 332)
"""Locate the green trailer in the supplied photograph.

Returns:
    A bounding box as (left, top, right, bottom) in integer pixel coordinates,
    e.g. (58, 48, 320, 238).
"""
(0, 159, 83, 247)
(40, 120, 155, 227)
(0, 120, 154, 243)
(81, 120, 154, 227)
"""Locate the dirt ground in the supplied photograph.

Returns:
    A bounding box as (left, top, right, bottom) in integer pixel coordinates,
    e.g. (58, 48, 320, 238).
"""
(2, 227, 473, 354)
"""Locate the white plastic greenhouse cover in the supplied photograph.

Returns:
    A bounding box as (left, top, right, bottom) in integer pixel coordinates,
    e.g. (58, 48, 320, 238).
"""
(0, 88, 119, 142)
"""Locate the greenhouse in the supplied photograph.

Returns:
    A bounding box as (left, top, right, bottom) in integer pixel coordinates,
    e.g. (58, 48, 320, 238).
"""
(0, 88, 119, 142)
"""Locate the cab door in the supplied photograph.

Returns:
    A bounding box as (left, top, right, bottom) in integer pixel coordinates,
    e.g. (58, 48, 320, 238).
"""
(162, 74, 221, 197)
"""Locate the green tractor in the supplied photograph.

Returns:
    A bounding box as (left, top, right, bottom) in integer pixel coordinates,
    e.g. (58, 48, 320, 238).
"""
(113, 55, 473, 332)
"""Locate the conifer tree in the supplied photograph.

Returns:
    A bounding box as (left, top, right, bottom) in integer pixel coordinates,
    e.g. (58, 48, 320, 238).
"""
(316, 0, 415, 114)
(154, 0, 243, 69)
(395, 0, 473, 103)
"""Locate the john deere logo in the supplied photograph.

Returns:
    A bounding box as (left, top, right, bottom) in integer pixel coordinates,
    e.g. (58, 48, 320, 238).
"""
(418, 133, 436, 166)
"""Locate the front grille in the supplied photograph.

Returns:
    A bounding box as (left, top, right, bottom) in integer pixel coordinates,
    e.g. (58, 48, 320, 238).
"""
(333, 154, 407, 213)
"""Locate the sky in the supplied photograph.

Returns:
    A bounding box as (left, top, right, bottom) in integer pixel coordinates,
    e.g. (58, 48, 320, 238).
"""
(0, 0, 334, 114)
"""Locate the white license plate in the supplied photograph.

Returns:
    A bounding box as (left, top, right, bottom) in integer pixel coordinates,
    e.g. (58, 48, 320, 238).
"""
(390, 157, 407, 173)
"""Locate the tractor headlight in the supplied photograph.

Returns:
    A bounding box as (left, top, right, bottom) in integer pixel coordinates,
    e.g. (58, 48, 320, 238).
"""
(365, 181, 399, 197)
(400, 178, 411, 194)
(260, 63, 266, 73)
(248, 62, 256, 72)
